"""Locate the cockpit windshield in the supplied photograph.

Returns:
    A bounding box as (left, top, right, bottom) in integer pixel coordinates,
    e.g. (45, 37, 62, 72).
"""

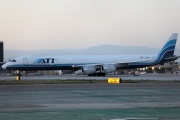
(9, 59, 17, 62)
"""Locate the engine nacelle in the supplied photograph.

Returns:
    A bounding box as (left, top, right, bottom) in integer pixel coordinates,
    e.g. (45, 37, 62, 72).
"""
(101, 65, 116, 73)
(81, 66, 96, 75)
(62, 70, 74, 74)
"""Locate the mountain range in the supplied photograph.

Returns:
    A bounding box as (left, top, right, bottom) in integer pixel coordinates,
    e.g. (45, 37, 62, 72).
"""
(4, 45, 180, 62)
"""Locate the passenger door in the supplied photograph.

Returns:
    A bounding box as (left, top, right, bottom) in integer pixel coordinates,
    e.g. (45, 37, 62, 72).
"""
(23, 58, 28, 66)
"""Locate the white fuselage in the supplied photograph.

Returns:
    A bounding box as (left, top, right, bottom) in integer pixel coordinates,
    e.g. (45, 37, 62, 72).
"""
(2, 54, 156, 70)
(2, 33, 179, 76)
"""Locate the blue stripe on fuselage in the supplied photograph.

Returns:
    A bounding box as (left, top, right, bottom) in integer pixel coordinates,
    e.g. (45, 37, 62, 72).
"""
(161, 39, 176, 50)
(154, 45, 175, 64)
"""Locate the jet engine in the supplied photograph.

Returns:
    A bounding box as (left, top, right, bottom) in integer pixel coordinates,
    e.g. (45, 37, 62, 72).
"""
(81, 66, 96, 75)
(101, 65, 116, 73)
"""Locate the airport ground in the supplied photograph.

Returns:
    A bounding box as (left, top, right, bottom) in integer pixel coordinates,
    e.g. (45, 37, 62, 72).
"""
(0, 74, 180, 120)
(0, 73, 180, 81)
(0, 83, 180, 120)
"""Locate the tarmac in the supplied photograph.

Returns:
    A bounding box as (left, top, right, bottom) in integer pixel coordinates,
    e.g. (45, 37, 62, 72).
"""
(0, 73, 180, 81)
(0, 74, 180, 120)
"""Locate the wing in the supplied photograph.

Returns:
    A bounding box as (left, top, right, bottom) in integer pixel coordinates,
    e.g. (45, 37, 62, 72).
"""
(74, 60, 149, 68)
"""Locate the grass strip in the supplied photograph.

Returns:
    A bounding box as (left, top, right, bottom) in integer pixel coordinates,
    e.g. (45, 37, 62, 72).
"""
(0, 79, 180, 85)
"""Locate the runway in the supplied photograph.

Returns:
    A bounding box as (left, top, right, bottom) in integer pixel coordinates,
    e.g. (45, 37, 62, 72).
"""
(0, 83, 180, 120)
(1, 73, 180, 81)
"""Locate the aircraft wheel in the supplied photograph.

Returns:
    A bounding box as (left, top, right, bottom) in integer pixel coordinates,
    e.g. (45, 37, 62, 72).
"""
(97, 74, 101, 76)
(102, 73, 106, 76)
(93, 74, 96, 76)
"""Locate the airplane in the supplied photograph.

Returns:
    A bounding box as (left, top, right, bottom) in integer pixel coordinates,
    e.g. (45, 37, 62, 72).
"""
(2, 33, 179, 76)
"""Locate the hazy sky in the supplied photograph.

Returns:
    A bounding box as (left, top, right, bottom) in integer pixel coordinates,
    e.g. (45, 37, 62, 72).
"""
(0, 0, 180, 50)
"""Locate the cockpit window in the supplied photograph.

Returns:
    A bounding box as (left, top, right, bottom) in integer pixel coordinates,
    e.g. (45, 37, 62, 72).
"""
(9, 59, 17, 62)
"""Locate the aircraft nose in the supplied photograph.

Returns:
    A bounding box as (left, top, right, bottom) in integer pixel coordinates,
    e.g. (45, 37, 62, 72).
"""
(2, 64, 7, 70)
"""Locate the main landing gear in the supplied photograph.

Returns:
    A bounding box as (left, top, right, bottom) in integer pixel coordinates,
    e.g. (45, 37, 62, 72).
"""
(88, 73, 106, 76)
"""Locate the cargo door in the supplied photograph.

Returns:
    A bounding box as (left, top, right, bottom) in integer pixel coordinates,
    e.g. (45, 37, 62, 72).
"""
(23, 58, 28, 66)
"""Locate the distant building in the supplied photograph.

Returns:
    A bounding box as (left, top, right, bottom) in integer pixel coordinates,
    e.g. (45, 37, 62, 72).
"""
(0, 41, 3, 62)
(0, 41, 5, 72)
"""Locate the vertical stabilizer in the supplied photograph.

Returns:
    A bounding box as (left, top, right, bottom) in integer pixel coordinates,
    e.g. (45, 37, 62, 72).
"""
(154, 33, 178, 64)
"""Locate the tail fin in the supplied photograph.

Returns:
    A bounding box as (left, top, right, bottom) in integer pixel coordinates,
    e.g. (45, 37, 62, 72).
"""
(154, 33, 178, 64)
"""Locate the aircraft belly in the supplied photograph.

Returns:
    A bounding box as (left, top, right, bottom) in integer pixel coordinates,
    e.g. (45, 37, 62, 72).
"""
(6, 65, 76, 71)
